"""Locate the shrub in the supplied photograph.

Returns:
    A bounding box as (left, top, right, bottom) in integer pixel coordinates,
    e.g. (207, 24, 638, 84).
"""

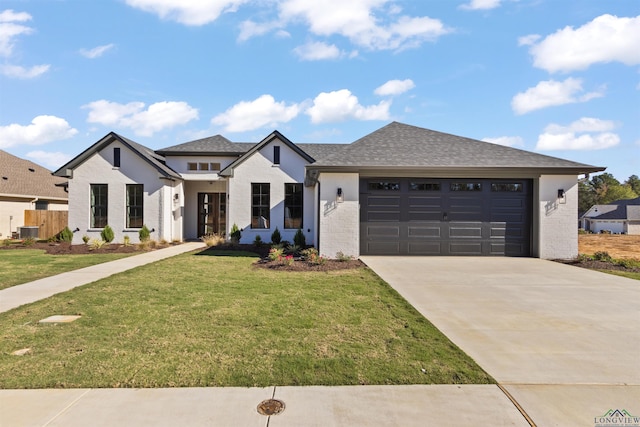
(59, 226, 73, 243)
(101, 225, 114, 243)
(23, 237, 35, 246)
(268, 247, 284, 261)
(593, 251, 612, 262)
(2, 238, 13, 247)
(286, 244, 301, 256)
(138, 239, 157, 251)
(123, 235, 131, 246)
(230, 223, 241, 243)
(253, 235, 264, 247)
(89, 238, 106, 250)
(293, 228, 306, 247)
(336, 251, 354, 262)
(271, 227, 282, 245)
(82, 234, 90, 244)
(301, 247, 326, 265)
(201, 233, 224, 247)
(139, 225, 151, 242)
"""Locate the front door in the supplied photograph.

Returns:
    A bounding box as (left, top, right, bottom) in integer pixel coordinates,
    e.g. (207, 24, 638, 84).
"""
(198, 193, 226, 237)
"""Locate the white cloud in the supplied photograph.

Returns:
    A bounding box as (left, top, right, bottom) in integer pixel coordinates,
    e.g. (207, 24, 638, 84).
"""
(536, 117, 620, 151)
(79, 43, 115, 59)
(211, 94, 300, 132)
(517, 34, 540, 46)
(482, 136, 524, 147)
(0, 9, 33, 57)
(459, 0, 501, 11)
(511, 77, 604, 115)
(84, 100, 199, 136)
(26, 150, 73, 169)
(124, 0, 248, 26)
(0, 64, 49, 79)
(238, 20, 282, 42)
(528, 14, 640, 73)
(374, 79, 415, 96)
(305, 89, 391, 123)
(0, 116, 78, 148)
(293, 41, 342, 61)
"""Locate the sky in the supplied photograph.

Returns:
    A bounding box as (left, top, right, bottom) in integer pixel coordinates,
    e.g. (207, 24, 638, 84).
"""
(0, 0, 638, 182)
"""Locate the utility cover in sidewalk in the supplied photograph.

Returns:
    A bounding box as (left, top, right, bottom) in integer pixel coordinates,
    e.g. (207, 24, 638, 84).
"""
(39, 315, 81, 324)
(257, 399, 285, 416)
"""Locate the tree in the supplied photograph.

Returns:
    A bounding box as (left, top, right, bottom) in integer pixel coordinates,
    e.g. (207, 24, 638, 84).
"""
(625, 175, 640, 195)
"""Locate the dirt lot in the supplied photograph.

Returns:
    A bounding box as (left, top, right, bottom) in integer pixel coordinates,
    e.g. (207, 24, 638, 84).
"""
(578, 234, 640, 259)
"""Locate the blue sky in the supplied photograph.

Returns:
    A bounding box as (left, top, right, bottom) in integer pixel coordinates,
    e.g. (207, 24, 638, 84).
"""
(0, 0, 638, 181)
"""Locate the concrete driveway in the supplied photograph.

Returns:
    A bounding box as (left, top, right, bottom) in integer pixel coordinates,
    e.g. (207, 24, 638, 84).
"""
(361, 256, 640, 426)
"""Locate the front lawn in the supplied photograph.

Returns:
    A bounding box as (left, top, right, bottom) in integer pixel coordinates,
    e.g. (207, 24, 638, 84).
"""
(0, 250, 493, 388)
(0, 249, 137, 290)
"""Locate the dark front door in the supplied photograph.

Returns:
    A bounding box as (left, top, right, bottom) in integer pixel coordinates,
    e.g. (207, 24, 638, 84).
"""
(198, 193, 226, 237)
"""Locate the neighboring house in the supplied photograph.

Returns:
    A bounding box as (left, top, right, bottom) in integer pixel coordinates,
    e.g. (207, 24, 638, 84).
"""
(54, 122, 604, 259)
(580, 197, 640, 234)
(0, 150, 69, 239)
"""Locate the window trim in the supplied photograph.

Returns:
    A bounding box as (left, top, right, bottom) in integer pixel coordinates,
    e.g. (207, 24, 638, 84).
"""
(126, 184, 144, 229)
(251, 183, 270, 229)
(90, 184, 108, 229)
(284, 183, 303, 229)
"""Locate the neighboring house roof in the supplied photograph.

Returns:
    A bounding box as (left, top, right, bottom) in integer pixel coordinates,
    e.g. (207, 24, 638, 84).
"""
(53, 132, 181, 180)
(582, 197, 640, 221)
(219, 130, 316, 177)
(312, 122, 605, 174)
(156, 135, 244, 156)
(0, 150, 68, 200)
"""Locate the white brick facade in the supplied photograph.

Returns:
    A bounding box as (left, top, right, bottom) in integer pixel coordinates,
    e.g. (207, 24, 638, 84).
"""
(318, 172, 359, 258)
(536, 175, 579, 259)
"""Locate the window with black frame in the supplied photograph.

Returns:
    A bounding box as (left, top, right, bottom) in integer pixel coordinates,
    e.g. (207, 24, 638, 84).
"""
(284, 183, 303, 229)
(251, 183, 270, 228)
(126, 184, 144, 228)
(90, 184, 108, 228)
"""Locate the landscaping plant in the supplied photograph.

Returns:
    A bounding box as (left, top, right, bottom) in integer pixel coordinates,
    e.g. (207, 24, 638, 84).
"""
(59, 227, 73, 243)
(271, 227, 282, 245)
(230, 223, 241, 244)
(139, 225, 151, 242)
(293, 228, 306, 247)
(101, 225, 114, 243)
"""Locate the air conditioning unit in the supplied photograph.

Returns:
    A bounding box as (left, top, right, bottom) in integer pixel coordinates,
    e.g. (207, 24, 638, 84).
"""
(18, 226, 39, 239)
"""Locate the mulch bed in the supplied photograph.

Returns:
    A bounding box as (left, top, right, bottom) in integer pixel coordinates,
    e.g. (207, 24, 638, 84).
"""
(558, 258, 640, 273)
(0, 242, 167, 255)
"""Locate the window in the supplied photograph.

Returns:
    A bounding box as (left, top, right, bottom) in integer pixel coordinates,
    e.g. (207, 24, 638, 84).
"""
(113, 148, 121, 167)
(187, 162, 197, 171)
(410, 182, 441, 191)
(90, 184, 108, 228)
(126, 184, 144, 228)
(35, 200, 49, 210)
(210, 162, 221, 171)
(368, 181, 400, 191)
(199, 162, 209, 171)
(491, 182, 523, 192)
(273, 146, 280, 165)
(284, 183, 303, 229)
(251, 183, 270, 228)
(450, 182, 482, 191)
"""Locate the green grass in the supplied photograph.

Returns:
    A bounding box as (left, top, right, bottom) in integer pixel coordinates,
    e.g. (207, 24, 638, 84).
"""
(597, 270, 640, 280)
(0, 250, 493, 388)
(0, 250, 136, 290)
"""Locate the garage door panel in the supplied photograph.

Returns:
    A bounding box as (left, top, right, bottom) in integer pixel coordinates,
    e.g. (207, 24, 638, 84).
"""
(408, 225, 441, 237)
(449, 242, 483, 255)
(366, 241, 400, 254)
(365, 225, 400, 237)
(366, 196, 401, 207)
(408, 242, 441, 254)
(449, 224, 482, 238)
(367, 211, 402, 221)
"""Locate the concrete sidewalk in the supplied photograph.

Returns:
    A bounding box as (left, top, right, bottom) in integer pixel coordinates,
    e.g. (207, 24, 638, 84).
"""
(0, 385, 530, 426)
(0, 242, 206, 313)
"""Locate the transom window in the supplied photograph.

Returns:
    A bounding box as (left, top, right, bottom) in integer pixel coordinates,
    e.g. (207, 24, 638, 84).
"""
(90, 184, 108, 228)
(410, 182, 441, 191)
(284, 183, 303, 229)
(251, 183, 270, 229)
(188, 162, 221, 171)
(187, 162, 198, 171)
(491, 182, 523, 192)
(450, 182, 482, 191)
(368, 181, 400, 191)
(126, 184, 144, 228)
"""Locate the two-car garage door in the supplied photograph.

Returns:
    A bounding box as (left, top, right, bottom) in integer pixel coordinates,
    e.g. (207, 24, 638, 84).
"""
(360, 178, 532, 256)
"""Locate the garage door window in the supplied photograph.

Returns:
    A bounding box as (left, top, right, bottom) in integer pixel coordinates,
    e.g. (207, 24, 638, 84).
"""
(368, 181, 400, 191)
(409, 182, 441, 191)
(450, 182, 482, 191)
(491, 182, 523, 192)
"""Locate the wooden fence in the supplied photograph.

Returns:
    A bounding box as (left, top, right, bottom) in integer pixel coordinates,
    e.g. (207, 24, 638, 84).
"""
(24, 210, 69, 239)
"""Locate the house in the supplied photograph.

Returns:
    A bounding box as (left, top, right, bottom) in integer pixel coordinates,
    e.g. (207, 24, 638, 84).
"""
(580, 197, 640, 234)
(53, 122, 605, 259)
(1, 150, 69, 239)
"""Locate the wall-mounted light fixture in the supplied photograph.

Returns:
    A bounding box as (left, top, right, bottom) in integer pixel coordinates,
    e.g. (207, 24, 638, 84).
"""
(73, 227, 80, 232)
(336, 187, 344, 203)
(174, 193, 179, 201)
(150, 228, 156, 233)
(557, 189, 565, 199)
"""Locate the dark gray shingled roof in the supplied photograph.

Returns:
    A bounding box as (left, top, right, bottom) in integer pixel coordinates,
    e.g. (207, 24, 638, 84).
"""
(157, 135, 243, 155)
(53, 132, 181, 180)
(0, 150, 68, 200)
(587, 197, 640, 220)
(312, 121, 605, 173)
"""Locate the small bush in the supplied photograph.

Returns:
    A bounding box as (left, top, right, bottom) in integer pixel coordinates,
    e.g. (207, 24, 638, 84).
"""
(271, 227, 281, 245)
(201, 233, 224, 247)
(615, 258, 640, 269)
(593, 251, 612, 262)
(82, 234, 90, 244)
(293, 228, 306, 247)
(253, 235, 264, 247)
(230, 223, 241, 243)
(286, 244, 301, 256)
(22, 237, 36, 246)
(123, 235, 131, 246)
(101, 225, 114, 243)
(336, 251, 354, 262)
(268, 247, 284, 261)
(139, 225, 151, 242)
(301, 247, 326, 265)
(59, 226, 73, 243)
(2, 238, 12, 246)
(138, 239, 157, 251)
(89, 238, 106, 250)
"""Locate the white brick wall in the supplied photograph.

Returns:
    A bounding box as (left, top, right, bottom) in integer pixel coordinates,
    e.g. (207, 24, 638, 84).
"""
(318, 172, 359, 258)
(68, 141, 172, 244)
(227, 139, 313, 245)
(537, 175, 579, 259)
